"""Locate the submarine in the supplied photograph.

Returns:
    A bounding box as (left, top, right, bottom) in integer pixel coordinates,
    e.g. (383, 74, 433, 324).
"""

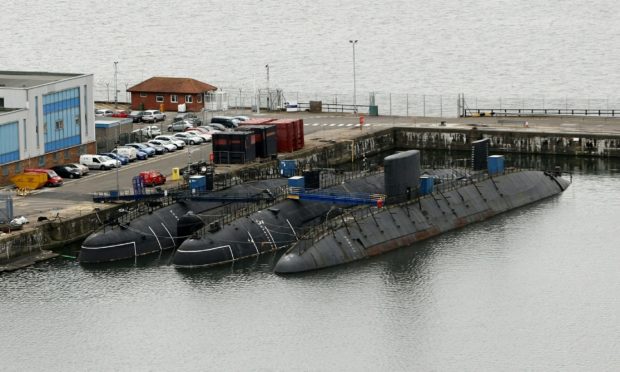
(79, 179, 287, 263)
(274, 149, 571, 273)
(171, 171, 387, 268)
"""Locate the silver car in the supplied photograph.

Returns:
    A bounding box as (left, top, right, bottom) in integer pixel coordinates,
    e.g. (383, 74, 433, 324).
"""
(142, 110, 166, 123)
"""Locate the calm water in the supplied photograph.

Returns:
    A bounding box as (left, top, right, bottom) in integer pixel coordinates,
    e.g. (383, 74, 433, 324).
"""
(2, 0, 620, 103)
(1, 156, 619, 371)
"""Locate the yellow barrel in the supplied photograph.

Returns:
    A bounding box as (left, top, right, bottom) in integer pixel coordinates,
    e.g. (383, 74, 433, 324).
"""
(171, 167, 180, 181)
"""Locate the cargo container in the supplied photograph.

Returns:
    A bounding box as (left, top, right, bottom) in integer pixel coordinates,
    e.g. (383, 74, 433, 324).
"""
(269, 119, 304, 152)
(212, 132, 256, 164)
(234, 125, 277, 159)
(238, 118, 276, 126)
(269, 119, 296, 153)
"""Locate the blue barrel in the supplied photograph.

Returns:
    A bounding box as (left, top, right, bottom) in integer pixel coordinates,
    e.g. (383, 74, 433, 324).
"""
(488, 155, 505, 175)
(419, 176, 434, 195)
(189, 175, 207, 192)
(279, 160, 297, 177)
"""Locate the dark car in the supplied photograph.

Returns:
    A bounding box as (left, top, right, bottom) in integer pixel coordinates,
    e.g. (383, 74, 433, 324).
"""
(211, 116, 239, 128)
(128, 110, 145, 123)
(52, 165, 81, 179)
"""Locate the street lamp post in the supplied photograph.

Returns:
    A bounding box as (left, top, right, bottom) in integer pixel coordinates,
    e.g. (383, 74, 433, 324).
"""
(115, 142, 120, 199)
(349, 40, 358, 112)
(114, 61, 118, 109)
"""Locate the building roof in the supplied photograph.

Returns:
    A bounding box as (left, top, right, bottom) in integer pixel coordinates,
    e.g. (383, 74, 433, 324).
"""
(127, 77, 217, 94)
(0, 71, 85, 89)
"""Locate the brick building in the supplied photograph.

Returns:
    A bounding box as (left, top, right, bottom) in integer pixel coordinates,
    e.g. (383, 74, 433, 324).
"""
(127, 77, 217, 112)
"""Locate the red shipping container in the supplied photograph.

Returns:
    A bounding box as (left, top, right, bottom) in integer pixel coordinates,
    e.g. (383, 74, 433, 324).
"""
(270, 119, 296, 153)
(239, 118, 276, 126)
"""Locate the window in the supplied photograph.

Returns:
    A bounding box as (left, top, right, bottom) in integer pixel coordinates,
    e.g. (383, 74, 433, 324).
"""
(1, 166, 8, 177)
(53, 152, 59, 161)
(171, 95, 178, 103)
(55, 119, 64, 130)
(64, 149, 70, 159)
(0, 97, 4, 108)
(38, 156, 45, 166)
(185, 95, 193, 103)
(14, 162, 21, 173)
(140, 92, 147, 97)
(197, 94, 202, 103)
(156, 95, 164, 102)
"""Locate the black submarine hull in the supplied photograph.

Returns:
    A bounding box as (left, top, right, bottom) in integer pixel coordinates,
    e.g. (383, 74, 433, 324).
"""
(172, 174, 386, 268)
(79, 179, 287, 263)
(274, 170, 571, 273)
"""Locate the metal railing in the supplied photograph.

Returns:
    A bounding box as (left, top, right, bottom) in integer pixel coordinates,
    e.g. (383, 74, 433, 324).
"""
(465, 108, 620, 118)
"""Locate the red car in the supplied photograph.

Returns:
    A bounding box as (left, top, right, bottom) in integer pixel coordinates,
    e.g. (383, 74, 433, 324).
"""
(138, 170, 166, 187)
(112, 110, 129, 118)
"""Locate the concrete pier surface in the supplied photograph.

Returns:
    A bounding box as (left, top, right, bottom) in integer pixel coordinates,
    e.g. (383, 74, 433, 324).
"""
(2, 109, 619, 269)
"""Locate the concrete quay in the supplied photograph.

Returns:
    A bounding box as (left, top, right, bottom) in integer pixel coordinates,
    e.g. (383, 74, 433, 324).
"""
(2, 110, 619, 271)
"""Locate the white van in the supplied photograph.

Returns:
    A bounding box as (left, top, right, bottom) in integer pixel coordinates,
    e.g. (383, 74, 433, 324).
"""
(80, 154, 118, 170)
(114, 146, 138, 161)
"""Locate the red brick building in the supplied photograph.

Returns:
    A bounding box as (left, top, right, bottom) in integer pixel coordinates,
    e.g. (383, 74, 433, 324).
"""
(127, 77, 217, 112)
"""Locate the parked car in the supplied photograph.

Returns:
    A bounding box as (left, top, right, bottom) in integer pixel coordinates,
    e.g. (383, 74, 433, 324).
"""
(125, 143, 156, 157)
(144, 142, 166, 155)
(154, 135, 185, 149)
(173, 132, 204, 145)
(66, 163, 89, 176)
(132, 125, 161, 139)
(174, 113, 202, 126)
(99, 152, 129, 165)
(79, 155, 118, 170)
(138, 170, 166, 187)
(99, 155, 122, 168)
(167, 120, 193, 132)
(52, 165, 82, 179)
(185, 129, 212, 143)
(112, 110, 129, 118)
(24, 168, 63, 187)
(205, 123, 228, 132)
(148, 139, 177, 152)
(211, 116, 239, 128)
(142, 110, 166, 123)
(186, 126, 221, 135)
(233, 115, 250, 122)
(95, 109, 114, 117)
(128, 111, 145, 123)
(112, 147, 138, 162)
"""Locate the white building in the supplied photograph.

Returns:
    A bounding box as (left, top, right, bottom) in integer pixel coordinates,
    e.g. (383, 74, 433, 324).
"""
(0, 71, 95, 185)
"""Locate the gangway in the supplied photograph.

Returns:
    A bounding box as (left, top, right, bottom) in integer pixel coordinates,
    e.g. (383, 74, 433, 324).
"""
(287, 187, 385, 207)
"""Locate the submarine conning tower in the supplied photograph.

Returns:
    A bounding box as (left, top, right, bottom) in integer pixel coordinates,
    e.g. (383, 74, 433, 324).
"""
(384, 150, 421, 204)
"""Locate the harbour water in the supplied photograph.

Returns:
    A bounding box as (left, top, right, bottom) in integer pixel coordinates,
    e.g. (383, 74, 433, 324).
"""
(1, 155, 619, 371)
(2, 0, 620, 104)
